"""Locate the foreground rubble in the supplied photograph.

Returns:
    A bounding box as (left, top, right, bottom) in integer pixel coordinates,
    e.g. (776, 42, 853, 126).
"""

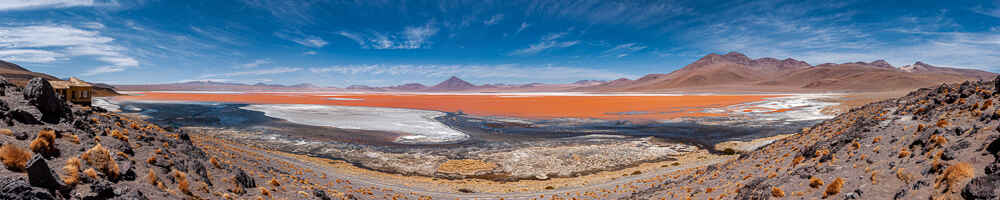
(0, 77, 344, 199)
(627, 77, 1000, 199)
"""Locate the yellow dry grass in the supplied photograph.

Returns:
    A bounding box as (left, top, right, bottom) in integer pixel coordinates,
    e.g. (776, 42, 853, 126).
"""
(0, 144, 31, 172)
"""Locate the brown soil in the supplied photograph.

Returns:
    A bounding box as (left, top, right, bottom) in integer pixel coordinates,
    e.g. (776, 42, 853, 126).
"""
(436, 159, 498, 175)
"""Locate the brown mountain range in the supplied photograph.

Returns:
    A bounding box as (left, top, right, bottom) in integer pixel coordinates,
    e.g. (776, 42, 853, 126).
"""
(112, 52, 995, 93)
(0, 60, 118, 96)
(577, 52, 996, 92)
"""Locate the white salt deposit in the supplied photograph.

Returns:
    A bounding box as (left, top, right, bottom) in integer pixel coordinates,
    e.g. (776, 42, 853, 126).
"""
(715, 94, 840, 123)
(92, 97, 121, 112)
(240, 104, 469, 144)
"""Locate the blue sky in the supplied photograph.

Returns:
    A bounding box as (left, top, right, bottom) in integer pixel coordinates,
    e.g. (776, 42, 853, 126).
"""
(0, 0, 999, 87)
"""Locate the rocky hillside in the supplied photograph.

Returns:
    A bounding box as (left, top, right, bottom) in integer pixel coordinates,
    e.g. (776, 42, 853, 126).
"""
(0, 60, 118, 96)
(580, 52, 996, 92)
(0, 77, 337, 199)
(627, 77, 1000, 199)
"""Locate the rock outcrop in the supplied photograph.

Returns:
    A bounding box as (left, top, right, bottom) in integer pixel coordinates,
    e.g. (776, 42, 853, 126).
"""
(0, 75, 260, 199)
(22, 78, 69, 123)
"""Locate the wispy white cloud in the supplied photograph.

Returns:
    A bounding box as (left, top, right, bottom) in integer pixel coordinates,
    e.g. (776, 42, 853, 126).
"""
(602, 43, 647, 58)
(509, 32, 578, 55)
(0, 49, 63, 63)
(310, 64, 630, 81)
(0, 0, 96, 11)
(541, 32, 567, 41)
(0, 24, 139, 75)
(200, 67, 302, 78)
(337, 22, 439, 49)
(484, 14, 504, 25)
(525, 0, 691, 27)
(304, 51, 317, 55)
(240, 0, 320, 24)
(515, 22, 530, 34)
(83, 65, 128, 76)
(240, 58, 272, 68)
(80, 22, 105, 30)
(509, 41, 579, 55)
(973, 3, 1000, 18)
(190, 26, 244, 46)
(275, 31, 327, 48)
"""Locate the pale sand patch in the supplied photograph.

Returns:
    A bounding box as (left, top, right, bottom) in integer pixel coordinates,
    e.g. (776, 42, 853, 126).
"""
(436, 159, 499, 176)
(714, 133, 795, 153)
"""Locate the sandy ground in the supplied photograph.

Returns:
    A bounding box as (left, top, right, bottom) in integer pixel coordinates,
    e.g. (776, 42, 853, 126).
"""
(820, 90, 911, 115)
(194, 133, 736, 199)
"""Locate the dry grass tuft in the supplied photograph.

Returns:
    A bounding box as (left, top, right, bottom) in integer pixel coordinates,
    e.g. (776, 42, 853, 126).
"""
(870, 171, 878, 184)
(173, 170, 192, 195)
(269, 177, 280, 187)
(0, 128, 12, 136)
(936, 119, 949, 128)
(148, 170, 158, 185)
(791, 156, 804, 167)
(809, 177, 824, 188)
(898, 148, 911, 158)
(82, 144, 119, 178)
(259, 187, 271, 198)
(84, 168, 98, 179)
(62, 157, 82, 185)
(930, 135, 947, 147)
(815, 148, 830, 158)
(896, 168, 912, 184)
(0, 144, 32, 172)
(771, 186, 785, 197)
(823, 177, 844, 198)
(936, 162, 974, 192)
(872, 136, 881, 144)
(30, 129, 57, 155)
(110, 129, 128, 142)
(66, 134, 79, 144)
(210, 157, 221, 169)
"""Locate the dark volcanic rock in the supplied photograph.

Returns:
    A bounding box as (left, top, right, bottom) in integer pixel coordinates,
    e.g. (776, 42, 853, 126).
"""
(85, 180, 115, 200)
(0, 176, 54, 200)
(12, 131, 27, 140)
(234, 168, 255, 189)
(9, 109, 41, 125)
(23, 77, 70, 123)
(963, 175, 1000, 200)
(114, 187, 148, 200)
(994, 76, 1000, 92)
(735, 178, 770, 200)
(118, 162, 136, 181)
(314, 188, 332, 200)
(25, 155, 64, 190)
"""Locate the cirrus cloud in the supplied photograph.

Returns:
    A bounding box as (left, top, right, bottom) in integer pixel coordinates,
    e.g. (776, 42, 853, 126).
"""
(0, 24, 139, 75)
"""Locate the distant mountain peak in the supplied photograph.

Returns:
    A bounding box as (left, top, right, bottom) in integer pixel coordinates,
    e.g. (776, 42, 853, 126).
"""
(871, 59, 893, 68)
(427, 76, 476, 91)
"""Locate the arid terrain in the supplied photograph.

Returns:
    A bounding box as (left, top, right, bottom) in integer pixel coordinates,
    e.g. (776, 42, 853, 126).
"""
(1, 62, 999, 200)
